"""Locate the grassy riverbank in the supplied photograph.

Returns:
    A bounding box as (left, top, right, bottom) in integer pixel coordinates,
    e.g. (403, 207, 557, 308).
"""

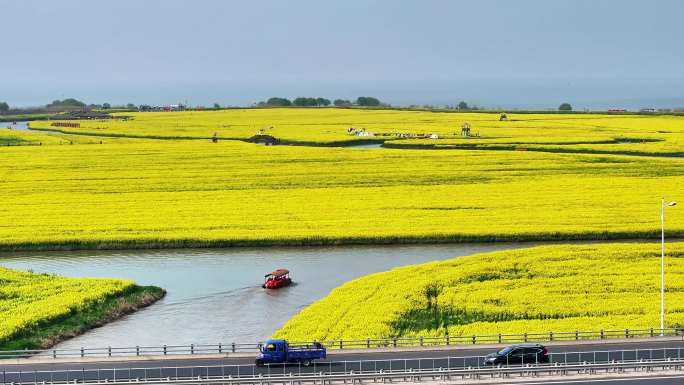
(274, 243, 684, 340)
(0, 114, 51, 123)
(0, 266, 164, 351)
(0, 129, 102, 146)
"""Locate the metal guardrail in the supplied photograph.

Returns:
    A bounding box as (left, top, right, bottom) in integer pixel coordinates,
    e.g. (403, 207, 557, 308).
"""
(1, 327, 682, 359)
(3, 347, 684, 384)
(7, 362, 680, 385)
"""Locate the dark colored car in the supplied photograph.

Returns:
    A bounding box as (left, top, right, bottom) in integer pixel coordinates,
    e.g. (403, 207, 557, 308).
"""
(483, 344, 549, 365)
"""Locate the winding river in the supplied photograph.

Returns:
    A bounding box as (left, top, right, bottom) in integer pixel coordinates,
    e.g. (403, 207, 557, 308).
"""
(0, 243, 531, 348)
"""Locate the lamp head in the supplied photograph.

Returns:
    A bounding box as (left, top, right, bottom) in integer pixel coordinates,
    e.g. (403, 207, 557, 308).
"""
(668, 201, 677, 206)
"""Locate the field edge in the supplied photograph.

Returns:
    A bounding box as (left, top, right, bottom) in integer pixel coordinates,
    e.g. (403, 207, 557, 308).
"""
(0, 285, 166, 352)
(0, 230, 680, 252)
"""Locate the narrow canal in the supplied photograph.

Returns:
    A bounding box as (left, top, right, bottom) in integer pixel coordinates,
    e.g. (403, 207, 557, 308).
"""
(0, 243, 530, 348)
(0, 121, 31, 130)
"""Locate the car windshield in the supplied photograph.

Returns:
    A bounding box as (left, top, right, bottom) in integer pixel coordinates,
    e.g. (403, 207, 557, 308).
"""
(497, 346, 514, 355)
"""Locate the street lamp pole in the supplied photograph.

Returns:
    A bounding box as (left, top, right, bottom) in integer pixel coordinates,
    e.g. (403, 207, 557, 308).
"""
(661, 198, 677, 336)
(661, 198, 665, 335)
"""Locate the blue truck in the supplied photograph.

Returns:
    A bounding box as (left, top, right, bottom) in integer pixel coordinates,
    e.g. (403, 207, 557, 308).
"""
(255, 340, 326, 366)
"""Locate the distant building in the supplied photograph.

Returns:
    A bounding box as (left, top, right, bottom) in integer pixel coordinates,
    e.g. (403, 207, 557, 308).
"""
(161, 104, 184, 111)
(141, 104, 187, 112)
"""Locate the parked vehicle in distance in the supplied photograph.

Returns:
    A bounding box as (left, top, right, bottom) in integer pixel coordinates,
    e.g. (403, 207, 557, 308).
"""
(255, 339, 326, 366)
(263, 268, 292, 289)
(483, 344, 549, 365)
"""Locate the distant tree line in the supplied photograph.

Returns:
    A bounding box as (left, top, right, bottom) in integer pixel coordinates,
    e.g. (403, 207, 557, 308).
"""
(0, 98, 147, 116)
(47, 98, 86, 108)
(333, 99, 352, 107)
(4, 97, 647, 117)
(355, 96, 381, 106)
(407, 101, 482, 111)
(47, 99, 142, 111)
(293, 97, 331, 107)
(257, 96, 382, 108)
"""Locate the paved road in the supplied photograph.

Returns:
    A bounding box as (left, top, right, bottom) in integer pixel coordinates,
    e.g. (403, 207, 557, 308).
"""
(2, 339, 684, 383)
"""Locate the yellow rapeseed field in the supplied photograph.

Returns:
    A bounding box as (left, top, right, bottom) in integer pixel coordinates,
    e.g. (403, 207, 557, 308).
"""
(0, 128, 73, 145)
(28, 109, 684, 155)
(275, 243, 684, 340)
(0, 137, 682, 249)
(0, 266, 133, 344)
(0, 126, 129, 146)
(5, 108, 684, 341)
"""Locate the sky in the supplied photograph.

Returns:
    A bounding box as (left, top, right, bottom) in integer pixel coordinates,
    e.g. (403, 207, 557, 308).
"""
(2, 0, 684, 109)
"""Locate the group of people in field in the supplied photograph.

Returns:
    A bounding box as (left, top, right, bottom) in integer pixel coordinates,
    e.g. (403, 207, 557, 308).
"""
(347, 127, 374, 136)
(461, 122, 472, 137)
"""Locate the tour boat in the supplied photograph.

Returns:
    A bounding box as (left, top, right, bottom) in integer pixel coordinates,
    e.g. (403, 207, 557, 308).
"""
(263, 269, 292, 289)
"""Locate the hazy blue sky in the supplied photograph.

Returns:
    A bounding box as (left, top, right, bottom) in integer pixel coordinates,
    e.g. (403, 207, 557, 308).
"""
(2, 0, 683, 108)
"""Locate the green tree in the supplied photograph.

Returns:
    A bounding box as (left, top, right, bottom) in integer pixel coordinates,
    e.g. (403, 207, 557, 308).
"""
(102, 103, 111, 109)
(316, 98, 331, 106)
(356, 96, 381, 106)
(457, 101, 469, 110)
(333, 99, 352, 107)
(266, 97, 292, 107)
(293, 97, 317, 106)
(126, 103, 136, 109)
(213, 103, 221, 109)
(559, 103, 572, 111)
(293, 97, 307, 106)
(47, 98, 86, 108)
(0, 102, 9, 114)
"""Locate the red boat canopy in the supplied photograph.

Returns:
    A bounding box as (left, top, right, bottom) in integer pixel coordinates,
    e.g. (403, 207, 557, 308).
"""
(265, 269, 289, 278)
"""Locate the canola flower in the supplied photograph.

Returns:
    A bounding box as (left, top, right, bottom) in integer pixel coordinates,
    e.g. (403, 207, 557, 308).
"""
(28, 109, 684, 155)
(0, 129, 69, 145)
(0, 138, 682, 250)
(274, 243, 684, 340)
(0, 266, 134, 344)
(0, 126, 128, 146)
(8, 108, 684, 341)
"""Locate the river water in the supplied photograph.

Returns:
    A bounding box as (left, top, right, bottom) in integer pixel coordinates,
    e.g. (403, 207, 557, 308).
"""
(0, 243, 530, 348)
(0, 121, 30, 130)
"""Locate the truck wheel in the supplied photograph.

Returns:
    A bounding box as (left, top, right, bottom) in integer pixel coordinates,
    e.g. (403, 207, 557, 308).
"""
(255, 359, 264, 367)
(302, 359, 311, 367)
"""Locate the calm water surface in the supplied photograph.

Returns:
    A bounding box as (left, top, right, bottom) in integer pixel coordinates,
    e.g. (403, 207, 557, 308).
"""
(0, 121, 30, 130)
(0, 243, 532, 348)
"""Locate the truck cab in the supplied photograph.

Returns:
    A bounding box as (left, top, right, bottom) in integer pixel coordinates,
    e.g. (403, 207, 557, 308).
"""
(256, 339, 326, 366)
